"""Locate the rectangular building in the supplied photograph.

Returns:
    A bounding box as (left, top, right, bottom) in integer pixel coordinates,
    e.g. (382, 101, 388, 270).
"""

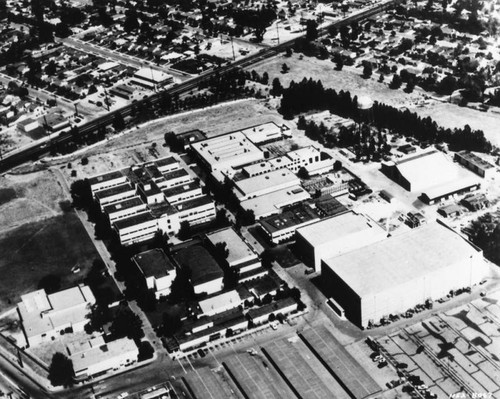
(199, 290, 242, 317)
(113, 211, 158, 246)
(133, 249, 177, 299)
(103, 196, 147, 223)
(71, 337, 138, 380)
(259, 204, 320, 244)
(240, 185, 311, 219)
(454, 151, 495, 178)
(285, 146, 321, 173)
(191, 132, 264, 176)
(240, 122, 284, 144)
(321, 222, 488, 328)
(233, 169, 300, 201)
(18, 285, 96, 347)
(296, 212, 387, 272)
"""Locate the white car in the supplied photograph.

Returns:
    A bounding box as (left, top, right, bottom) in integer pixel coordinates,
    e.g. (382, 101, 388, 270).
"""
(117, 393, 129, 399)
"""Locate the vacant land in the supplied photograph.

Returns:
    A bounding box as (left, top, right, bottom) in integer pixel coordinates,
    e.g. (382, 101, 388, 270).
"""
(253, 53, 500, 147)
(0, 212, 100, 310)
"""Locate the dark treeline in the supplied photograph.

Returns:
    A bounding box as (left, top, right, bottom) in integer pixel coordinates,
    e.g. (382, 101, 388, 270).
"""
(280, 78, 492, 153)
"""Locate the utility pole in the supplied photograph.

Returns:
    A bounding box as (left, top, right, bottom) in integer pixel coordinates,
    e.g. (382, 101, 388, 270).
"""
(74, 102, 79, 116)
(230, 36, 235, 60)
(276, 21, 280, 44)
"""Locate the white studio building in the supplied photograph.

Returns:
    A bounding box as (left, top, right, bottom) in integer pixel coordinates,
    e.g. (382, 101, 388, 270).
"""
(18, 285, 96, 347)
(233, 168, 300, 201)
(321, 222, 490, 328)
(295, 211, 387, 272)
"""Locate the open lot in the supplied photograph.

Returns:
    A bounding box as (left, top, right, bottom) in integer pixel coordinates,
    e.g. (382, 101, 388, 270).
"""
(378, 290, 500, 398)
(0, 212, 100, 310)
(183, 367, 242, 399)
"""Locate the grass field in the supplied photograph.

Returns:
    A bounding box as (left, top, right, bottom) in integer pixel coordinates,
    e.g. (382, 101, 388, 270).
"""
(0, 212, 100, 310)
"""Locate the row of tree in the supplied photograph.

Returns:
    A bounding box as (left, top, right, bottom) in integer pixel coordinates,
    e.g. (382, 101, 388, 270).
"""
(279, 78, 492, 153)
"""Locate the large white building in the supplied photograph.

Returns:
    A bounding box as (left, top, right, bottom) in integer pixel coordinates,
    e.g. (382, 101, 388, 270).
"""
(191, 132, 264, 179)
(381, 150, 480, 204)
(88, 157, 216, 246)
(18, 285, 96, 347)
(233, 168, 300, 201)
(132, 68, 173, 89)
(133, 249, 177, 300)
(321, 222, 489, 328)
(296, 211, 387, 272)
(198, 290, 242, 317)
(70, 336, 138, 380)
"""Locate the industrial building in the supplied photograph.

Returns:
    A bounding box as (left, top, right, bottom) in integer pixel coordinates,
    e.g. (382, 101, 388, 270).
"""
(88, 157, 216, 246)
(132, 68, 173, 88)
(198, 290, 242, 317)
(259, 204, 320, 244)
(70, 336, 138, 380)
(240, 185, 311, 219)
(133, 249, 177, 300)
(454, 151, 495, 178)
(321, 222, 489, 328)
(18, 285, 96, 347)
(233, 169, 300, 200)
(191, 132, 264, 179)
(285, 146, 321, 173)
(206, 227, 261, 273)
(381, 150, 481, 204)
(239, 122, 285, 145)
(296, 211, 387, 272)
(174, 245, 224, 295)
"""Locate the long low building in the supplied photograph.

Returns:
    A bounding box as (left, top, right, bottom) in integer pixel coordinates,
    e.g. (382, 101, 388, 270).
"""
(240, 185, 311, 219)
(321, 222, 489, 328)
(70, 337, 138, 380)
(296, 211, 387, 272)
(233, 169, 300, 201)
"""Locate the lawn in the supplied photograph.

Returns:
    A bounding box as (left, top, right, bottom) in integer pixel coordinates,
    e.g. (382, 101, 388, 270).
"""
(0, 212, 100, 310)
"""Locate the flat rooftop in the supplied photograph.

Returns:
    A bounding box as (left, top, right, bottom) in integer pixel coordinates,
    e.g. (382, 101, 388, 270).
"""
(240, 122, 283, 143)
(134, 67, 172, 83)
(456, 150, 494, 170)
(133, 248, 175, 278)
(88, 169, 126, 186)
(154, 156, 178, 168)
(234, 169, 299, 198)
(206, 227, 257, 266)
(163, 168, 190, 181)
(286, 146, 320, 162)
(260, 204, 320, 233)
(103, 196, 144, 214)
(323, 222, 481, 297)
(162, 181, 200, 198)
(174, 245, 223, 286)
(175, 195, 212, 211)
(199, 290, 241, 314)
(113, 211, 156, 230)
(240, 185, 311, 218)
(94, 183, 134, 199)
(297, 211, 385, 247)
(191, 131, 264, 170)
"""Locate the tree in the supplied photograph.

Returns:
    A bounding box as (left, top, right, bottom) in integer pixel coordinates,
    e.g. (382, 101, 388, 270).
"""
(215, 209, 231, 228)
(110, 306, 144, 341)
(306, 20, 318, 41)
(389, 74, 402, 89)
(333, 160, 342, 171)
(137, 341, 155, 361)
(285, 48, 293, 57)
(161, 311, 182, 336)
(38, 274, 61, 294)
(405, 79, 415, 93)
(363, 64, 373, 79)
(112, 113, 126, 131)
(270, 78, 283, 96)
(237, 209, 255, 226)
(48, 353, 74, 387)
(335, 58, 344, 71)
(297, 167, 309, 179)
(261, 72, 269, 85)
(281, 63, 290, 74)
(214, 241, 229, 262)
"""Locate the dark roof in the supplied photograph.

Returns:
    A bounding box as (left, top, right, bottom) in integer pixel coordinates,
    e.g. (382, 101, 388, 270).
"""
(174, 245, 223, 286)
(260, 205, 319, 233)
(113, 211, 155, 229)
(162, 181, 200, 198)
(247, 297, 296, 320)
(175, 195, 212, 211)
(103, 196, 144, 214)
(133, 248, 175, 278)
(88, 169, 126, 186)
(94, 183, 134, 199)
(239, 266, 268, 281)
(155, 156, 178, 167)
(149, 201, 177, 218)
(163, 168, 190, 181)
(245, 274, 282, 297)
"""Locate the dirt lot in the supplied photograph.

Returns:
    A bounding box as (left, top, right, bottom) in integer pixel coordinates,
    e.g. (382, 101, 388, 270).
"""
(0, 212, 100, 310)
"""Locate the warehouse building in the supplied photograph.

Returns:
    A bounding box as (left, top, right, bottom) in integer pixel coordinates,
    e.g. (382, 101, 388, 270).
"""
(240, 122, 285, 145)
(132, 68, 173, 88)
(191, 132, 264, 178)
(240, 186, 311, 219)
(321, 222, 488, 328)
(296, 211, 387, 272)
(198, 290, 242, 317)
(381, 150, 480, 204)
(174, 245, 224, 295)
(233, 169, 300, 201)
(133, 249, 177, 300)
(454, 151, 495, 178)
